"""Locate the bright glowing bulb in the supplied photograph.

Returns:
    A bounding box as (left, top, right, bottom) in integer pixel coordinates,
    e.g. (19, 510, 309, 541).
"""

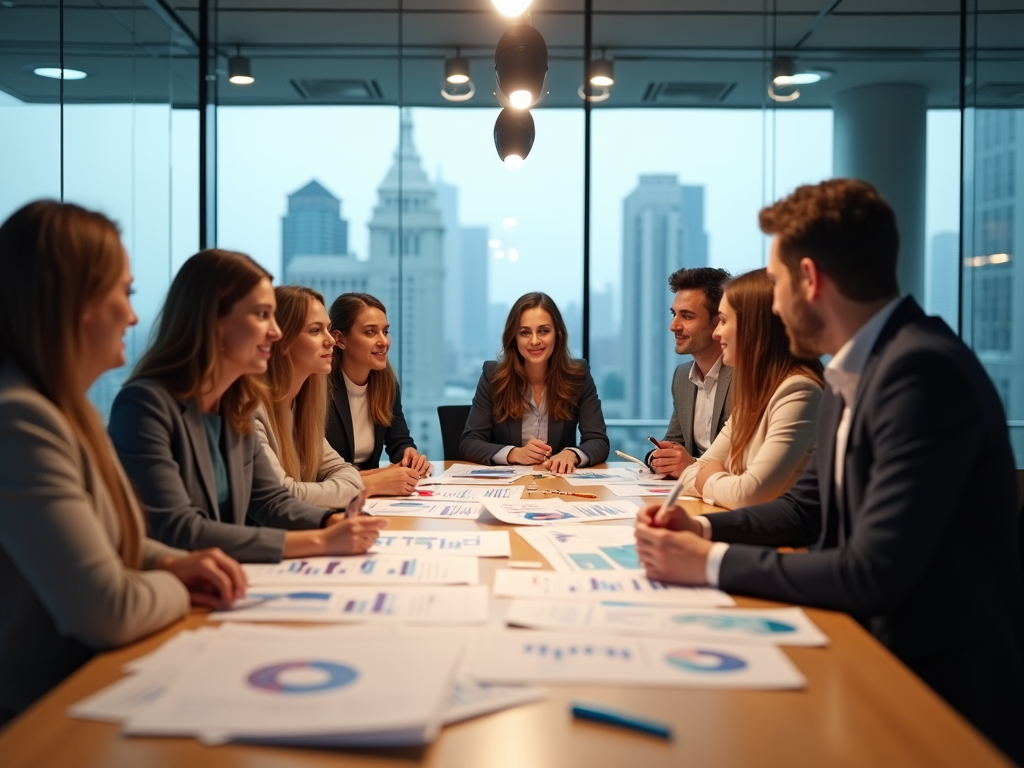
(773, 72, 821, 87)
(509, 89, 532, 109)
(492, 0, 532, 16)
(488, 239, 502, 248)
(508, 248, 520, 262)
(446, 73, 470, 84)
(493, 249, 506, 259)
(34, 67, 87, 80)
(229, 74, 255, 85)
(503, 155, 524, 168)
(503, 217, 517, 227)
(590, 75, 614, 87)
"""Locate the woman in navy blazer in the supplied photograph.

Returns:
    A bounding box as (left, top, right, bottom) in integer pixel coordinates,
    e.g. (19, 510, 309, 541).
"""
(460, 292, 609, 472)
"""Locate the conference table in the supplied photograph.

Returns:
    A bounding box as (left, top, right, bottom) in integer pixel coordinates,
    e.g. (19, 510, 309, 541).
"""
(0, 463, 1014, 768)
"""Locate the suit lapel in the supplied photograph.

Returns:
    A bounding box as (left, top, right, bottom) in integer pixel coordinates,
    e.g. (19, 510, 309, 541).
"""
(711, 366, 732, 434)
(331, 382, 357, 462)
(546, 415, 564, 452)
(680, 379, 697, 454)
(817, 390, 842, 548)
(510, 418, 523, 448)
(223, 417, 246, 525)
(181, 399, 220, 520)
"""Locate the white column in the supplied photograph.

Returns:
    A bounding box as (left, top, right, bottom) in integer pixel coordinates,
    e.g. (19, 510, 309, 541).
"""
(833, 84, 927, 302)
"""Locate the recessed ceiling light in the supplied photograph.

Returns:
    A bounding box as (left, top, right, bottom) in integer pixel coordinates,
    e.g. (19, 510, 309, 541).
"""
(34, 67, 87, 80)
(492, 0, 532, 17)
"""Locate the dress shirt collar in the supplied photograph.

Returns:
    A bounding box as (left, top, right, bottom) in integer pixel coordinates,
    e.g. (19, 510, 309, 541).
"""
(689, 354, 723, 389)
(824, 296, 902, 401)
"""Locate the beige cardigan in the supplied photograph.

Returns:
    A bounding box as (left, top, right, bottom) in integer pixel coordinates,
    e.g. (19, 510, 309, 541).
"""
(254, 405, 364, 510)
(0, 365, 189, 719)
(680, 374, 823, 510)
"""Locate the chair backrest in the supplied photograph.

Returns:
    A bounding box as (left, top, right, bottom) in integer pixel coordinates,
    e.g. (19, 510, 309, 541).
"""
(437, 405, 472, 462)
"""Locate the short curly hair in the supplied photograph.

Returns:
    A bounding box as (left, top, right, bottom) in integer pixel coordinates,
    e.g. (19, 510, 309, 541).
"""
(759, 179, 899, 302)
(667, 267, 732, 320)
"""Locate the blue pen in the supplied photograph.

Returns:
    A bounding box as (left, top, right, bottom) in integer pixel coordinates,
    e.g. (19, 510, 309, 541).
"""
(570, 701, 672, 740)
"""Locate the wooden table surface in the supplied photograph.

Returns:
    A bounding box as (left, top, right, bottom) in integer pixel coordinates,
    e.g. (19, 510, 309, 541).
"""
(0, 466, 1014, 768)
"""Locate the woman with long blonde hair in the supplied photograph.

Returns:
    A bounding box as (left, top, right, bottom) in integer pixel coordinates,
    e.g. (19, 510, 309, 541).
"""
(255, 286, 364, 508)
(326, 292, 430, 497)
(460, 292, 609, 472)
(109, 250, 385, 563)
(0, 201, 245, 725)
(676, 268, 824, 508)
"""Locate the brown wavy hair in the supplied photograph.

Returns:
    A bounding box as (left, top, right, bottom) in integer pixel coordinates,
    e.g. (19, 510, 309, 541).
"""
(0, 201, 142, 568)
(259, 286, 329, 482)
(328, 292, 397, 427)
(723, 269, 824, 471)
(491, 292, 585, 423)
(130, 249, 270, 434)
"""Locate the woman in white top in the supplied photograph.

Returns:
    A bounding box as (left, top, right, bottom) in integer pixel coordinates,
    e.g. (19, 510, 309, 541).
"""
(325, 293, 432, 497)
(0, 201, 245, 723)
(255, 286, 366, 510)
(678, 268, 824, 509)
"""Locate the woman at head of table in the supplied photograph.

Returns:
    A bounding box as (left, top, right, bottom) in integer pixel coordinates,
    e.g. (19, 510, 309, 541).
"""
(108, 250, 385, 564)
(0, 201, 246, 725)
(254, 285, 366, 510)
(673, 267, 825, 510)
(325, 292, 432, 497)
(460, 291, 609, 473)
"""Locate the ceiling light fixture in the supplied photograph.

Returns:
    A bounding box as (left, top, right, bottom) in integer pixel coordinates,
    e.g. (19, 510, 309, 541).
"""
(445, 53, 470, 84)
(492, 0, 532, 17)
(768, 56, 800, 102)
(589, 55, 614, 87)
(228, 47, 254, 85)
(494, 23, 548, 111)
(494, 107, 535, 168)
(34, 67, 87, 80)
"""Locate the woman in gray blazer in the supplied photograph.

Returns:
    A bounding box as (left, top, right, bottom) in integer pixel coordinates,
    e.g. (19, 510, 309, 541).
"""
(0, 201, 245, 724)
(461, 292, 609, 471)
(109, 249, 385, 564)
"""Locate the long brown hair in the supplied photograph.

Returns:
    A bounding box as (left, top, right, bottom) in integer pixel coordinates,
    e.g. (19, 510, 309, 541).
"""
(0, 201, 142, 568)
(260, 286, 329, 482)
(130, 249, 270, 434)
(724, 269, 824, 471)
(328, 292, 397, 427)
(491, 292, 585, 423)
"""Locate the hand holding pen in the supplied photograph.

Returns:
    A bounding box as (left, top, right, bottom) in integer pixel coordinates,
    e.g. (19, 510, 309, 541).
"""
(509, 438, 553, 466)
(647, 435, 694, 478)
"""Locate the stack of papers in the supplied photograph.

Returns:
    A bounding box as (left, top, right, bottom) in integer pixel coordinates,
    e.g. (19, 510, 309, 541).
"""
(481, 498, 639, 526)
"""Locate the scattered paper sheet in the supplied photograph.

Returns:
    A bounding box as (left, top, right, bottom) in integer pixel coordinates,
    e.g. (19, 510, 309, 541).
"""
(482, 498, 639, 526)
(209, 585, 489, 625)
(443, 681, 545, 724)
(399, 485, 526, 501)
(503, 602, 828, 647)
(468, 630, 805, 689)
(371, 531, 511, 558)
(438, 463, 534, 483)
(493, 569, 734, 607)
(558, 468, 642, 487)
(516, 526, 642, 572)
(244, 555, 480, 586)
(604, 484, 701, 499)
(363, 498, 481, 519)
(123, 631, 463, 746)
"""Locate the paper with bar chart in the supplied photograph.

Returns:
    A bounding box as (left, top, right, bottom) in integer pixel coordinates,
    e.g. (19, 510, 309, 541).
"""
(363, 499, 483, 519)
(482, 498, 639, 526)
(516, 526, 641, 572)
(244, 555, 480, 586)
(468, 630, 805, 689)
(503, 602, 828, 647)
(209, 585, 490, 625)
(371, 531, 511, 558)
(399, 485, 526, 501)
(493, 570, 734, 607)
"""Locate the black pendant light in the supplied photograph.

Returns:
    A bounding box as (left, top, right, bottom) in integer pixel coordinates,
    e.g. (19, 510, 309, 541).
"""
(493, 107, 535, 168)
(494, 23, 548, 110)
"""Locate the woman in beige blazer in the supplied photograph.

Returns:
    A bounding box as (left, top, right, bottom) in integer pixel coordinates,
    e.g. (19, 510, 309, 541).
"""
(0, 201, 245, 724)
(255, 286, 365, 509)
(680, 269, 824, 509)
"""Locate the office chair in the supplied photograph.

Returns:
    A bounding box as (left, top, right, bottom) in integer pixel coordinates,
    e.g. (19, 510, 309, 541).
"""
(437, 405, 472, 462)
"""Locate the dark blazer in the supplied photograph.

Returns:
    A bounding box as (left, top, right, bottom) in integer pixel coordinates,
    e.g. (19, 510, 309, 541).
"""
(707, 298, 1024, 763)
(647, 360, 732, 463)
(109, 380, 330, 563)
(325, 369, 416, 471)
(460, 360, 610, 466)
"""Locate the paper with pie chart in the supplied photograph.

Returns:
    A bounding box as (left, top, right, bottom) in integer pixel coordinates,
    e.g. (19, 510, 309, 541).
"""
(124, 631, 464, 745)
(468, 630, 805, 689)
(482, 498, 639, 526)
(363, 498, 483, 519)
(243, 555, 479, 586)
(503, 602, 828, 647)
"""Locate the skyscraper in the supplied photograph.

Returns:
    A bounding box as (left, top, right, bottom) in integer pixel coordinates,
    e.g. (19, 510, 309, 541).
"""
(621, 174, 709, 419)
(281, 179, 349, 274)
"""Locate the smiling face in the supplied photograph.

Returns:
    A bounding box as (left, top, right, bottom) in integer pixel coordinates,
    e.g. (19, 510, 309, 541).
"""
(80, 247, 138, 383)
(515, 307, 556, 368)
(218, 277, 281, 379)
(334, 306, 390, 380)
(669, 289, 718, 357)
(287, 298, 335, 379)
(712, 294, 737, 367)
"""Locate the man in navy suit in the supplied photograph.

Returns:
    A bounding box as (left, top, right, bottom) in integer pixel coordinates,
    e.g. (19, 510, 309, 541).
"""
(635, 179, 1024, 764)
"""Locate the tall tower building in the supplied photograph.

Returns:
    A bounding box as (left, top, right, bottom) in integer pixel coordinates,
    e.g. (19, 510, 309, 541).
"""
(621, 175, 708, 419)
(281, 180, 349, 275)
